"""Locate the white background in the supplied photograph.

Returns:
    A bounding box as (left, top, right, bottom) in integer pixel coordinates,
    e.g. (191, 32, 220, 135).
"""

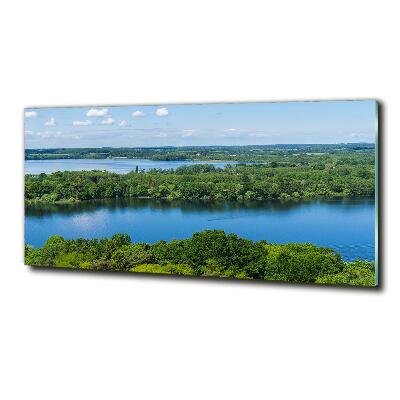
(0, 1, 398, 399)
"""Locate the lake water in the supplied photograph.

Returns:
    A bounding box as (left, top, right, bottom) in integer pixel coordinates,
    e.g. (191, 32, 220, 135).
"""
(25, 158, 243, 174)
(25, 197, 375, 261)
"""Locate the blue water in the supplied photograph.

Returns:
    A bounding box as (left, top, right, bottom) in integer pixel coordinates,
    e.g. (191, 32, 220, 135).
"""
(25, 158, 243, 174)
(25, 197, 375, 261)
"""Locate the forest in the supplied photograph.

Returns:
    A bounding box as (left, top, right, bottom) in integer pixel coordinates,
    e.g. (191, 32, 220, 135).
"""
(24, 230, 375, 286)
(25, 154, 375, 203)
(25, 143, 374, 162)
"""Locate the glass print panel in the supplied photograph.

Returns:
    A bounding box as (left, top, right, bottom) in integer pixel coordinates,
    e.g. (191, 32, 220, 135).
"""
(24, 100, 378, 286)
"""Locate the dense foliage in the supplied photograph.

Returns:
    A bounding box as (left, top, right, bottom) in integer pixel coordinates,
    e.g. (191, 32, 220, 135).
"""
(315, 260, 375, 286)
(25, 230, 375, 286)
(25, 152, 374, 203)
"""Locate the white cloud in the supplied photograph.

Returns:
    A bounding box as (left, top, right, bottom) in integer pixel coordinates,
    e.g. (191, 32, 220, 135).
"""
(119, 120, 128, 127)
(222, 132, 242, 137)
(101, 117, 115, 125)
(224, 128, 238, 132)
(348, 132, 364, 138)
(24, 130, 34, 136)
(156, 107, 169, 117)
(73, 120, 92, 126)
(249, 133, 267, 137)
(132, 110, 145, 117)
(86, 108, 108, 117)
(182, 129, 194, 137)
(248, 132, 277, 138)
(154, 133, 167, 137)
(44, 117, 56, 126)
(36, 131, 62, 138)
(25, 111, 37, 118)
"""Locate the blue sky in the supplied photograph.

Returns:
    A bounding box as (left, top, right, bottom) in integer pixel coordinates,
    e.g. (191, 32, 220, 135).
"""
(24, 100, 377, 148)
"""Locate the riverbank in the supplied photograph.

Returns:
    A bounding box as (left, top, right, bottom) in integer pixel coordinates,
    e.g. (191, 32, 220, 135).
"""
(25, 197, 375, 261)
(25, 192, 368, 205)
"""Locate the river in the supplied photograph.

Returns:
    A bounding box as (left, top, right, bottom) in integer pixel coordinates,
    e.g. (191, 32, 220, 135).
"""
(25, 197, 375, 261)
(25, 158, 244, 174)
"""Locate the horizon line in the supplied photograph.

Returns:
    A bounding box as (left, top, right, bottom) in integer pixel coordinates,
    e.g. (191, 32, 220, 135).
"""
(25, 142, 375, 151)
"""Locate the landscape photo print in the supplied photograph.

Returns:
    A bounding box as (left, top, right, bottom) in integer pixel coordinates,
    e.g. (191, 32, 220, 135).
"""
(24, 100, 378, 286)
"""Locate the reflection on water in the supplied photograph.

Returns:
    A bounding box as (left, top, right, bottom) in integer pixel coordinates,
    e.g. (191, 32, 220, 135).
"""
(25, 197, 375, 261)
(25, 197, 374, 217)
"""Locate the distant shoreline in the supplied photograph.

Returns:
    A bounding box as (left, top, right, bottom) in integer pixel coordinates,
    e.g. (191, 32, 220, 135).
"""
(24, 142, 376, 151)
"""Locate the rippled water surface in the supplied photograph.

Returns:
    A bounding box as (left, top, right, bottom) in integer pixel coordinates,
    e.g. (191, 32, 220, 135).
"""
(25, 197, 375, 261)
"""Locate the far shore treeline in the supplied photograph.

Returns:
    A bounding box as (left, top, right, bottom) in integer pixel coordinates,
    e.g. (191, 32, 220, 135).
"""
(25, 147, 374, 203)
(25, 143, 374, 161)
